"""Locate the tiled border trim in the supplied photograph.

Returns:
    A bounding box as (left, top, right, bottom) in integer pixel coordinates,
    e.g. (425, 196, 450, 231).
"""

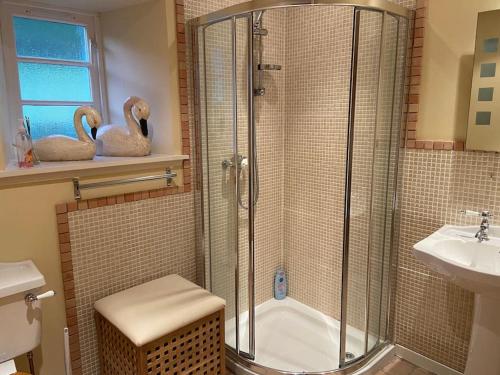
(175, 0, 192, 191)
(55, 186, 185, 375)
(404, 0, 464, 151)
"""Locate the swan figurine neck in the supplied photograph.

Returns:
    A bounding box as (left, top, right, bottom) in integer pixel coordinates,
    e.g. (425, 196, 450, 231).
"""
(124, 96, 149, 137)
(74, 106, 99, 142)
(95, 96, 151, 157)
(33, 106, 102, 161)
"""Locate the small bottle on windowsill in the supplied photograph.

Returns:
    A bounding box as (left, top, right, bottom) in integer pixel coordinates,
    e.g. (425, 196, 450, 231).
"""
(14, 124, 34, 168)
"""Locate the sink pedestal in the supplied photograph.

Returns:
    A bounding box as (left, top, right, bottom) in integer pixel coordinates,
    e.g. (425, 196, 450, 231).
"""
(465, 294, 500, 375)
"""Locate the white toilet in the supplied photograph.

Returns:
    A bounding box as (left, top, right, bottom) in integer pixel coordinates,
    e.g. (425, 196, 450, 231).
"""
(0, 260, 51, 374)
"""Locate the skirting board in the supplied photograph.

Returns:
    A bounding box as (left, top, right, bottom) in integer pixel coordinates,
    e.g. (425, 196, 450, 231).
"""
(395, 345, 463, 375)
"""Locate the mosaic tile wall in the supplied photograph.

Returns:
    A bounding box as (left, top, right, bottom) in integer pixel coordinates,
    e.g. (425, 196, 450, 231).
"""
(67, 193, 196, 375)
(282, 4, 351, 325)
(394, 148, 492, 372)
(282, 4, 409, 339)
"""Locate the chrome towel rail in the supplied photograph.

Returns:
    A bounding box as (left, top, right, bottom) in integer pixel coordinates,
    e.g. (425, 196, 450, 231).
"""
(72, 168, 177, 200)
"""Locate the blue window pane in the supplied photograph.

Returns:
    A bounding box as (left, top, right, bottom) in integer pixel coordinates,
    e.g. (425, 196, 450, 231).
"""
(18, 62, 92, 102)
(23, 105, 91, 140)
(13, 17, 89, 62)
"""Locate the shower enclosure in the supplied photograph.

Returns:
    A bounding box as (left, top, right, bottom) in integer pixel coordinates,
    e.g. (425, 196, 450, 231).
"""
(190, 0, 411, 373)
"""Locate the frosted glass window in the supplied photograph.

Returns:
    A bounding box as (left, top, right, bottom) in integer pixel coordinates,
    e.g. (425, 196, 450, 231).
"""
(18, 62, 92, 102)
(476, 111, 491, 125)
(484, 38, 499, 53)
(13, 17, 89, 62)
(480, 63, 496, 77)
(478, 87, 494, 101)
(23, 105, 91, 140)
(6, 6, 102, 142)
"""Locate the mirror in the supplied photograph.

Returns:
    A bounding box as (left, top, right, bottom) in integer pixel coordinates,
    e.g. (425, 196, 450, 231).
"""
(467, 9, 500, 151)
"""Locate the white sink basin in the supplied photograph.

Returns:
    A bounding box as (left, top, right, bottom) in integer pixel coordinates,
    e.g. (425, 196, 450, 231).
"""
(413, 225, 500, 375)
(413, 225, 500, 296)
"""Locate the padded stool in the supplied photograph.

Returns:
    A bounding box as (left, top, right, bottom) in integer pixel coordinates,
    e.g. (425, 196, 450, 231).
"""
(94, 275, 225, 375)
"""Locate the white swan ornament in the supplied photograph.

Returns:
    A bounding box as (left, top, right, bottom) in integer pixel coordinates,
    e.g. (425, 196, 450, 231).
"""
(95, 96, 152, 157)
(33, 106, 102, 161)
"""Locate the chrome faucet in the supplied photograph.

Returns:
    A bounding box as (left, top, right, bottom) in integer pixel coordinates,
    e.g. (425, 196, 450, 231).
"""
(476, 211, 491, 242)
(460, 210, 493, 242)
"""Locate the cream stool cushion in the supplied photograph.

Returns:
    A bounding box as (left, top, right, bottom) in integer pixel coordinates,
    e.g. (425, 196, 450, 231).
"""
(94, 274, 225, 347)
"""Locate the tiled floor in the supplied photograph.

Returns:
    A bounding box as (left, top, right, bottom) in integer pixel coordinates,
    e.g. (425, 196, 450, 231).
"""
(377, 357, 435, 375)
(227, 356, 434, 375)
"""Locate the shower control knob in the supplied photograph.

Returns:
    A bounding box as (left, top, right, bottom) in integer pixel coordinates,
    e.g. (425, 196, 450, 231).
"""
(254, 88, 266, 96)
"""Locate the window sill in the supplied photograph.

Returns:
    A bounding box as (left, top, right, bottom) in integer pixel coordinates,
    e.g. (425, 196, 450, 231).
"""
(0, 153, 189, 187)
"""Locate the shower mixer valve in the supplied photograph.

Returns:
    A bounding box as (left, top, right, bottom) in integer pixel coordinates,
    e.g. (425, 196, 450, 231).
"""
(221, 155, 246, 170)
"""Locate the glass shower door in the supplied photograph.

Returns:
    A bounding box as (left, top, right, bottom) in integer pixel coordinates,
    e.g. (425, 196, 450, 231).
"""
(364, 14, 406, 353)
(199, 18, 238, 351)
(341, 9, 408, 366)
(198, 14, 254, 358)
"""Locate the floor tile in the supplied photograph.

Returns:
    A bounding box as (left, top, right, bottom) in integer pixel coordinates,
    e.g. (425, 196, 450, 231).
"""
(383, 358, 417, 375)
(411, 369, 434, 375)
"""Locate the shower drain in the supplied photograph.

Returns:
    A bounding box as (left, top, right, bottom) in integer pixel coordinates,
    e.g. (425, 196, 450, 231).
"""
(346, 352, 356, 360)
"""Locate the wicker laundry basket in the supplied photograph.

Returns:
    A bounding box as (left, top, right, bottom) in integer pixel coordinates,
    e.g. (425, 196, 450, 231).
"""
(94, 275, 226, 375)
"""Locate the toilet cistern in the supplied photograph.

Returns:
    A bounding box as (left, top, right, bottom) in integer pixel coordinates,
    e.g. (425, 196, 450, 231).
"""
(0, 260, 55, 364)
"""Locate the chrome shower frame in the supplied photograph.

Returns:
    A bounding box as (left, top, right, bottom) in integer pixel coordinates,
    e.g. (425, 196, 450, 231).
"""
(190, 1, 413, 374)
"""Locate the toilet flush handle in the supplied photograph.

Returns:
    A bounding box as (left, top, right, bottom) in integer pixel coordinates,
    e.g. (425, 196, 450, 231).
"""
(25, 290, 56, 303)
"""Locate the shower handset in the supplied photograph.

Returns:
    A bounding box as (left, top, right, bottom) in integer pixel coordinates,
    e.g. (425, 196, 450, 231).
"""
(221, 154, 259, 209)
(236, 155, 259, 210)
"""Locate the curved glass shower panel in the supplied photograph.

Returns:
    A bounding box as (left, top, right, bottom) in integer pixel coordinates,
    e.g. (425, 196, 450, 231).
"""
(234, 15, 252, 356)
(365, 13, 401, 354)
(344, 10, 409, 361)
(376, 15, 409, 343)
(344, 8, 384, 362)
(200, 18, 238, 350)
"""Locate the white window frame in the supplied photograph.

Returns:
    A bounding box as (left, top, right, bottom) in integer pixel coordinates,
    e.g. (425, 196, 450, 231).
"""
(0, 2, 107, 144)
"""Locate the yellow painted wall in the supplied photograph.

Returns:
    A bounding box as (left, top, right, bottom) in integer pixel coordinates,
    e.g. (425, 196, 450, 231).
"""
(0, 1, 182, 374)
(0, 167, 183, 375)
(1, 181, 72, 375)
(418, 0, 500, 140)
(100, 0, 181, 155)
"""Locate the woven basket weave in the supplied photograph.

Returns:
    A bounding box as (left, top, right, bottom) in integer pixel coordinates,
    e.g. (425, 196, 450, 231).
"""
(95, 308, 225, 374)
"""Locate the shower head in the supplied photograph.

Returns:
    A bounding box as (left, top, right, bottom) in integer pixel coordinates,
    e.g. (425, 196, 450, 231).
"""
(253, 10, 268, 36)
(254, 10, 265, 24)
